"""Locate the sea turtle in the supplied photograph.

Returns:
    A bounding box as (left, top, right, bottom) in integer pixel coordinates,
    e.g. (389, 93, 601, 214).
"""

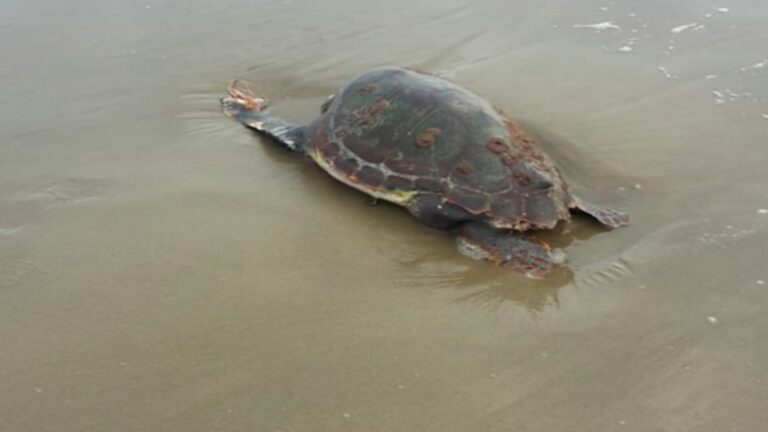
(222, 67, 629, 278)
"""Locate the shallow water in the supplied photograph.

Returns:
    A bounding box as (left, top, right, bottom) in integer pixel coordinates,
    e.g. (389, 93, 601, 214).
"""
(2, 0, 768, 430)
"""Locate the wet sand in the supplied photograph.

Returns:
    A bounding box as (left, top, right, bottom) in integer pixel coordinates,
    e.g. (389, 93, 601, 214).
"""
(1, 0, 767, 430)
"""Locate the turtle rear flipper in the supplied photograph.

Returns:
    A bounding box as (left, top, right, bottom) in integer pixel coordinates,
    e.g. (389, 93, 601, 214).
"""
(570, 195, 630, 229)
(457, 222, 566, 279)
(222, 79, 306, 153)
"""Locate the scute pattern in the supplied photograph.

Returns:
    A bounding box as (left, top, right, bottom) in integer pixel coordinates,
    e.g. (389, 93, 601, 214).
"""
(310, 67, 573, 228)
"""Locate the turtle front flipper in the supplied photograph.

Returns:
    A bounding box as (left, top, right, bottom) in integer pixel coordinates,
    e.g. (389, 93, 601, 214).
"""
(456, 222, 566, 279)
(222, 79, 306, 153)
(569, 195, 630, 229)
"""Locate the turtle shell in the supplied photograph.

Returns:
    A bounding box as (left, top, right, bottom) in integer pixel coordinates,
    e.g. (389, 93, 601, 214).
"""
(307, 67, 571, 230)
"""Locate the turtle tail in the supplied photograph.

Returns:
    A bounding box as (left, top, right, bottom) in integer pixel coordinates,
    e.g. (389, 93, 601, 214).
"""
(222, 79, 305, 153)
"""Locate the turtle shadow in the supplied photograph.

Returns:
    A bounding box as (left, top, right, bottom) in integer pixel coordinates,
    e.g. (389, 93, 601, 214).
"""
(388, 204, 631, 314)
(514, 120, 641, 191)
(390, 220, 612, 313)
(451, 267, 572, 314)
